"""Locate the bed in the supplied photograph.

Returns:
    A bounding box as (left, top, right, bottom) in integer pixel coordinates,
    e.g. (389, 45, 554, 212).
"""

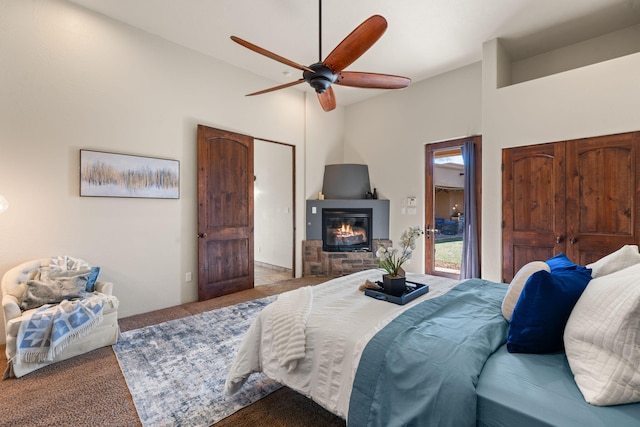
(226, 259, 640, 426)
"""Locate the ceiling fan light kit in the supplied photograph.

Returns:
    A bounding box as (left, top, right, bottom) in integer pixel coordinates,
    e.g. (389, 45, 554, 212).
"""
(230, 2, 410, 112)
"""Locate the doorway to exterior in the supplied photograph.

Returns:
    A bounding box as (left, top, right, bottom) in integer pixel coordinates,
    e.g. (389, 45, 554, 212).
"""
(425, 136, 482, 279)
(433, 147, 464, 275)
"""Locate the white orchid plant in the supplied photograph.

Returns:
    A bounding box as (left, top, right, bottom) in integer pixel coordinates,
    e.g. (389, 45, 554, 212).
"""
(376, 226, 424, 277)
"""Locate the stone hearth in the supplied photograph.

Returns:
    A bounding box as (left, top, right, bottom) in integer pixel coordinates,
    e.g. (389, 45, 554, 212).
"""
(303, 239, 391, 277)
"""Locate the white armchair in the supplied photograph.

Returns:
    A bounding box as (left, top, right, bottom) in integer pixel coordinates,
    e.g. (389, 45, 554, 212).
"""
(2, 257, 120, 378)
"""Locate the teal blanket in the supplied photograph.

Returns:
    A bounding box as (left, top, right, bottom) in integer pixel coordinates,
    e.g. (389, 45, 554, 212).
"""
(348, 279, 508, 427)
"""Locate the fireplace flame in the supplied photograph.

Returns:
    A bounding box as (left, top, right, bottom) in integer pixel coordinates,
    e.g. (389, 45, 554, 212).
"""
(323, 209, 371, 251)
(335, 222, 365, 239)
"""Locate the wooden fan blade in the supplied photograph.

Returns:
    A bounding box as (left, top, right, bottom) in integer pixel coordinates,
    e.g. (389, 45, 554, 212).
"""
(336, 71, 411, 89)
(317, 86, 336, 112)
(323, 15, 387, 73)
(231, 36, 314, 73)
(246, 79, 305, 96)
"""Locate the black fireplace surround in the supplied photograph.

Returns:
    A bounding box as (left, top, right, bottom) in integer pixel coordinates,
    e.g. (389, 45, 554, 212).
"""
(322, 208, 373, 252)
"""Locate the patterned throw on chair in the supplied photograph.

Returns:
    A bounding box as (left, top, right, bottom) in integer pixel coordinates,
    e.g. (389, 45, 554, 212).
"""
(17, 294, 106, 363)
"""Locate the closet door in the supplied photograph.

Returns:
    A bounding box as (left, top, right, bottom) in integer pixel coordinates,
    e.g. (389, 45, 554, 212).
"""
(565, 132, 640, 265)
(502, 143, 565, 282)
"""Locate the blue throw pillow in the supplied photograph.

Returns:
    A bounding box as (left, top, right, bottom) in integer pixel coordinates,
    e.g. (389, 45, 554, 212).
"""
(507, 268, 592, 354)
(86, 266, 101, 292)
(545, 253, 586, 272)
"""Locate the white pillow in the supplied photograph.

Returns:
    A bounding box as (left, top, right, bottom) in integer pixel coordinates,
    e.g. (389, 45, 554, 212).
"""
(501, 261, 550, 322)
(586, 244, 640, 278)
(564, 263, 640, 406)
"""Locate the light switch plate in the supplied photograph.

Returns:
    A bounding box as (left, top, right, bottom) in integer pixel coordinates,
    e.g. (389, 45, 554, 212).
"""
(407, 196, 417, 207)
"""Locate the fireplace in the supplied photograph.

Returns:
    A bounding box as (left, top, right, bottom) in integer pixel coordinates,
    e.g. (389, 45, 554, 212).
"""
(322, 208, 372, 252)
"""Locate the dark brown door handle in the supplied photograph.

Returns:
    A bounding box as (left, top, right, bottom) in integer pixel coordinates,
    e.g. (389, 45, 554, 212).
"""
(555, 236, 562, 244)
(197, 232, 207, 239)
(569, 237, 577, 245)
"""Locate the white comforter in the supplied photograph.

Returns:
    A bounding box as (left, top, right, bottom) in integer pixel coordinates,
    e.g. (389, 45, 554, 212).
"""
(225, 269, 459, 419)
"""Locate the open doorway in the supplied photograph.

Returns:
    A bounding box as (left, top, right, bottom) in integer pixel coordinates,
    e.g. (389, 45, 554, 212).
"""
(253, 139, 295, 285)
(433, 148, 464, 274)
(425, 136, 482, 279)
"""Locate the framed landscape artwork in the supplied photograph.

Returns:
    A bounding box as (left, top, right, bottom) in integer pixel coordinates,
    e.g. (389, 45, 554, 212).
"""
(80, 150, 180, 199)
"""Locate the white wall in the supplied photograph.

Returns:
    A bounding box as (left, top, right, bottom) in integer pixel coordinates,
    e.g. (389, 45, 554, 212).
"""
(3, 0, 637, 346)
(0, 0, 329, 342)
(482, 39, 640, 282)
(342, 32, 640, 282)
(511, 25, 640, 85)
(343, 63, 483, 272)
(304, 98, 346, 199)
(254, 140, 293, 269)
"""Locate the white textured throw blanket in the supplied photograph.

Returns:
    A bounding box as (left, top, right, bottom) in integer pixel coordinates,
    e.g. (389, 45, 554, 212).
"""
(17, 294, 105, 363)
(225, 270, 460, 418)
(271, 286, 313, 372)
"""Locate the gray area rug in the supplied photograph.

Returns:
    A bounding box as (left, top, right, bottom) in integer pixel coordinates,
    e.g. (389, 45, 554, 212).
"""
(113, 296, 281, 426)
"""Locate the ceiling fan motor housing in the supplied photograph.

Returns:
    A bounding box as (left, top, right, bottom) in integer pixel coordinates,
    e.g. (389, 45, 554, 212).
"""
(304, 63, 337, 93)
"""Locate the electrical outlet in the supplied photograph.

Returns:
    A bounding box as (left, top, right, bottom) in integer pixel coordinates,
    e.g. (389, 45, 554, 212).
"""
(186, 272, 192, 282)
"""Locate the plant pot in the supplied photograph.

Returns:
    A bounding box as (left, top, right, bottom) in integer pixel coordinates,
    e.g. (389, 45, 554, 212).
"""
(382, 274, 407, 297)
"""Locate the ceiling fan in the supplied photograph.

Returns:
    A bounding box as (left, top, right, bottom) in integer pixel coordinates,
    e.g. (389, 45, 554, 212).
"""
(230, 1, 411, 112)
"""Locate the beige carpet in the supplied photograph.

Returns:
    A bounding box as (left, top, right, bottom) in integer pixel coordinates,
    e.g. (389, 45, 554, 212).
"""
(0, 277, 346, 427)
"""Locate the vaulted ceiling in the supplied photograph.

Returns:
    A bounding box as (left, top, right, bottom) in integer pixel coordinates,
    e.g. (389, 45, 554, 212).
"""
(69, 0, 640, 106)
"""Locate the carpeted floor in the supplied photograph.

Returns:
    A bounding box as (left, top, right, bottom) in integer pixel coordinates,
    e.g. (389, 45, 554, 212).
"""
(0, 277, 346, 427)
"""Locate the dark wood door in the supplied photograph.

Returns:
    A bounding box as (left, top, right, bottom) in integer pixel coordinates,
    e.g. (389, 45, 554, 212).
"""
(502, 131, 640, 282)
(565, 132, 640, 265)
(197, 125, 254, 300)
(502, 143, 565, 282)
